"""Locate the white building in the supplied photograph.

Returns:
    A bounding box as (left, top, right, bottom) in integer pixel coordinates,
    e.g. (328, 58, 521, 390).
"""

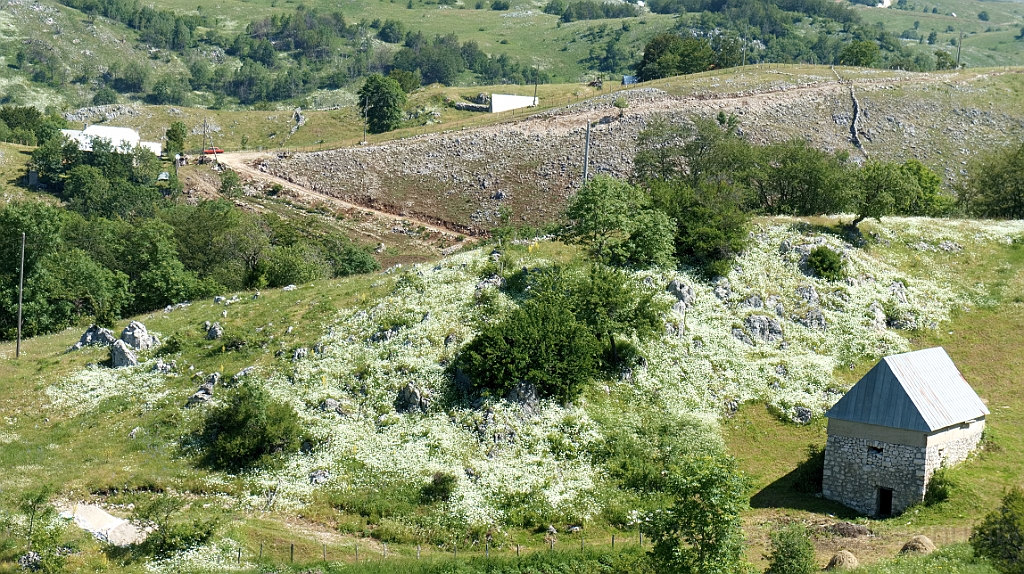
(490, 94, 538, 113)
(61, 125, 163, 156)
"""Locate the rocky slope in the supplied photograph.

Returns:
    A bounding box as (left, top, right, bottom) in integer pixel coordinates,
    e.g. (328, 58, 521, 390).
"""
(249, 68, 1024, 233)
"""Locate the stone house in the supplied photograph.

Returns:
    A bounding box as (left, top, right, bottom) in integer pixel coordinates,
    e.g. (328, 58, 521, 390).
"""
(822, 347, 988, 517)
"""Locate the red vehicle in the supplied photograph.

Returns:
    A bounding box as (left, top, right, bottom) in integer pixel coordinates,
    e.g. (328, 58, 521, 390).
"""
(203, 147, 224, 154)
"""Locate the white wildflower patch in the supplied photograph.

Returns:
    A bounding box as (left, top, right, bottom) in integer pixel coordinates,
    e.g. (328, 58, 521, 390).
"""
(46, 218, 1020, 533)
(145, 538, 250, 574)
(0, 431, 18, 444)
(45, 364, 172, 416)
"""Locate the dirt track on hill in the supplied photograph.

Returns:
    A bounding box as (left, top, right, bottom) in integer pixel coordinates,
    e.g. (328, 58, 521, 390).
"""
(220, 69, 1024, 234)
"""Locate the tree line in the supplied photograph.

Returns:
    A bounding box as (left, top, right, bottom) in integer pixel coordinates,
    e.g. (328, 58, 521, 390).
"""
(0, 116, 377, 341)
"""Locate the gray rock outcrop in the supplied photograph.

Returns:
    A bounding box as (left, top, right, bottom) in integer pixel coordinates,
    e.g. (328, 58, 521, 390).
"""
(395, 382, 431, 413)
(744, 315, 785, 344)
(110, 340, 138, 368)
(506, 380, 539, 414)
(187, 373, 219, 406)
(121, 321, 157, 350)
(666, 280, 696, 310)
(206, 322, 224, 340)
(71, 324, 118, 351)
(799, 308, 828, 330)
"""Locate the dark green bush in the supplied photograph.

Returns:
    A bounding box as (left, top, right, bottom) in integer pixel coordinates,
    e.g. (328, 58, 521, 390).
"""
(971, 486, 1024, 573)
(421, 472, 458, 503)
(200, 384, 302, 472)
(765, 523, 817, 574)
(807, 246, 845, 281)
(924, 468, 955, 506)
(129, 496, 217, 559)
(458, 299, 599, 403)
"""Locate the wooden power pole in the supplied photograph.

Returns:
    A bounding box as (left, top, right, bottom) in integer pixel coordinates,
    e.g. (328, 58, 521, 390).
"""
(582, 122, 591, 183)
(16, 232, 24, 359)
(955, 30, 964, 68)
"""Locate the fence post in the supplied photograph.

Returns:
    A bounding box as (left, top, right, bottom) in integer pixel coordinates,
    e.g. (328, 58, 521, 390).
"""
(417, 545, 421, 559)
(259, 542, 263, 559)
(355, 544, 359, 561)
(323, 543, 326, 562)
(383, 543, 387, 559)
(612, 534, 615, 550)
(516, 544, 520, 557)
(549, 538, 553, 551)
(486, 540, 489, 558)
(290, 544, 294, 563)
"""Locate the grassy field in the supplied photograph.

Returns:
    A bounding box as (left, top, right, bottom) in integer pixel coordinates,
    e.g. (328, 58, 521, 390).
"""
(726, 219, 1024, 570)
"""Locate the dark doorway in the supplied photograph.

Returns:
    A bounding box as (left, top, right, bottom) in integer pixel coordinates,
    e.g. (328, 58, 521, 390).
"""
(878, 488, 893, 517)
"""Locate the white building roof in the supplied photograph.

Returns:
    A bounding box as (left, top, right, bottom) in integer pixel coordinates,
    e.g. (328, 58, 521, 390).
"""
(61, 125, 161, 155)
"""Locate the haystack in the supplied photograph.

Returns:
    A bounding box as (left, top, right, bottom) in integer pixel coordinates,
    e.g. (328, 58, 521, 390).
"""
(825, 550, 859, 570)
(900, 535, 936, 555)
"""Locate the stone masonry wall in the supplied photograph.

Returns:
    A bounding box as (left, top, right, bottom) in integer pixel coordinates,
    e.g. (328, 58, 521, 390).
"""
(823, 426, 984, 516)
(823, 435, 926, 516)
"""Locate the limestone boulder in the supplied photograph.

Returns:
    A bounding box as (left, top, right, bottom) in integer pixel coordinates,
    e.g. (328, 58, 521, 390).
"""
(110, 340, 138, 368)
(121, 321, 157, 350)
(71, 325, 117, 351)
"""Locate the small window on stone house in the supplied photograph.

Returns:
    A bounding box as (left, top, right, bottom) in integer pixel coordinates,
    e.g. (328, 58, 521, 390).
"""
(868, 446, 884, 455)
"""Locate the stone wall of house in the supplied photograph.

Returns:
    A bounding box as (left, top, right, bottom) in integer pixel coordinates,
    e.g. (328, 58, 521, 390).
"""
(823, 425, 984, 516)
(823, 435, 927, 516)
(925, 426, 984, 478)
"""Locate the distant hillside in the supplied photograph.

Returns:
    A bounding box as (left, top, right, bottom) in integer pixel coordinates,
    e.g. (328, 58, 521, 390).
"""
(248, 66, 1024, 232)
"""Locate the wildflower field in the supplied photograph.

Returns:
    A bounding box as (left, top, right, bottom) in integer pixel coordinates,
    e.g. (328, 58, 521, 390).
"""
(1, 215, 1023, 573)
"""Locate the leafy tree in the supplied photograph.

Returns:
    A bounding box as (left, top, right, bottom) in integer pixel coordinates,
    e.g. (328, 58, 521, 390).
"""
(899, 159, 951, 216)
(92, 86, 118, 105)
(838, 40, 880, 66)
(389, 68, 421, 93)
(491, 0, 510, 9)
(650, 179, 750, 276)
(421, 472, 458, 503)
(935, 49, 957, 70)
(552, 264, 667, 366)
(764, 524, 817, 574)
(636, 34, 714, 81)
(0, 202, 65, 339)
(633, 115, 693, 182)
(149, 76, 190, 105)
(928, 30, 938, 44)
(358, 73, 406, 134)
(978, 11, 989, 21)
(377, 18, 406, 43)
(458, 299, 599, 403)
(971, 486, 1024, 574)
(201, 383, 302, 471)
(806, 246, 845, 281)
(850, 161, 921, 227)
(959, 142, 1024, 219)
(220, 168, 242, 197)
(560, 176, 674, 266)
(750, 140, 853, 215)
(647, 453, 749, 574)
(165, 121, 187, 157)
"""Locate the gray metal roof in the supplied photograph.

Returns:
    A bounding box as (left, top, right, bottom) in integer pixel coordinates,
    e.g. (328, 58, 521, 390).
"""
(826, 347, 989, 432)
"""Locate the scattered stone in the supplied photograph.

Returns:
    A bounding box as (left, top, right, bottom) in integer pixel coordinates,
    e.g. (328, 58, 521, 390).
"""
(546, 525, 557, 535)
(775, 364, 788, 377)
(825, 550, 859, 570)
(128, 426, 142, 439)
(186, 373, 219, 406)
(321, 398, 341, 413)
(900, 535, 936, 555)
(110, 340, 138, 368)
(230, 366, 255, 385)
(121, 321, 157, 350)
(938, 240, 963, 252)
(292, 348, 308, 361)
(506, 380, 539, 413)
(829, 522, 871, 538)
(666, 279, 696, 309)
(890, 281, 909, 304)
(283, 284, 297, 291)
(70, 325, 117, 351)
(395, 382, 431, 413)
(714, 279, 732, 301)
(869, 302, 887, 330)
(731, 327, 754, 346)
(741, 294, 763, 309)
(371, 325, 402, 342)
(18, 552, 41, 570)
(796, 285, 820, 306)
(214, 296, 226, 303)
(444, 333, 458, 347)
(779, 240, 792, 253)
(792, 406, 813, 425)
(799, 308, 828, 330)
(744, 315, 785, 344)
(206, 322, 224, 340)
(152, 358, 176, 374)
(309, 469, 331, 485)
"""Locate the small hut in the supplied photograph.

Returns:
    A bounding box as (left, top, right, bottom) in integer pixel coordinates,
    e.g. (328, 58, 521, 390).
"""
(822, 347, 988, 517)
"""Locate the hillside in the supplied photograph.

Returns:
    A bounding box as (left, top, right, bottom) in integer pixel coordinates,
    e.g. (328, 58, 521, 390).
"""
(1, 212, 1022, 572)
(234, 65, 1024, 232)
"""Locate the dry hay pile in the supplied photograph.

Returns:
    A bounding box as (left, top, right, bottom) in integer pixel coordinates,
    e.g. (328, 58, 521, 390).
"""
(826, 550, 859, 570)
(900, 534, 937, 555)
(828, 522, 872, 538)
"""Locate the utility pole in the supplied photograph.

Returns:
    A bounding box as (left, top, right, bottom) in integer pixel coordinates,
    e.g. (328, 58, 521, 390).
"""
(201, 118, 208, 161)
(955, 30, 964, 68)
(362, 100, 368, 144)
(582, 122, 591, 183)
(741, 36, 747, 67)
(533, 81, 538, 107)
(16, 232, 24, 359)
